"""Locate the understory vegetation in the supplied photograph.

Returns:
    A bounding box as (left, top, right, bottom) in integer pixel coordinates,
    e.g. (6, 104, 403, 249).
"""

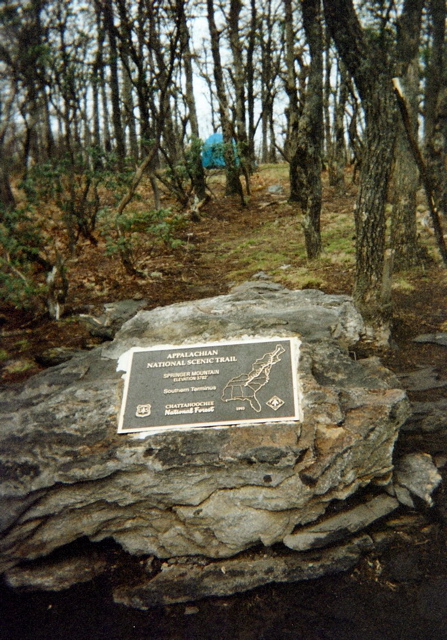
(0, 0, 446, 344)
(1, 163, 445, 385)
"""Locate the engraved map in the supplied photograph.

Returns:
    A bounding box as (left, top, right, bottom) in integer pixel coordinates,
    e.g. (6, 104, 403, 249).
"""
(221, 344, 285, 412)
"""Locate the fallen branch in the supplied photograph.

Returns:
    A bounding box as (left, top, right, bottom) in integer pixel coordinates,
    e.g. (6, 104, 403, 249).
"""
(259, 199, 288, 210)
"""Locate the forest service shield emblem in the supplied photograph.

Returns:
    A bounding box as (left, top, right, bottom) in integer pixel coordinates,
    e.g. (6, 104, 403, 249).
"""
(135, 404, 152, 418)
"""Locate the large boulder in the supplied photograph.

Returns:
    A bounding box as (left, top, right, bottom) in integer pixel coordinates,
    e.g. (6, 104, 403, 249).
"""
(0, 283, 411, 605)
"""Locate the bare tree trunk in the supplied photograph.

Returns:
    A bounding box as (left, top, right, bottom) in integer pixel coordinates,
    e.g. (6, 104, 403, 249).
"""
(323, 0, 425, 343)
(0, 165, 15, 213)
(122, 53, 139, 163)
(427, 88, 447, 222)
(261, 100, 268, 164)
(268, 112, 277, 164)
(100, 69, 111, 153)
(246, 0, 257, 168)
(200, 50, 218, 133)
(102, 0, 126, 166)
(393, 79, 447, 267)
(353, 87, 396, 340)
(92, 0, 108, 154)
(0, 87, 16, 212)
(424, 0, 445, 146)
(207, 0, 244, 202)
(328, 60, 348, 190)
(301, 0, 323, 259)
(229, 0, 251, 191)
(323, 31, 333, 176)
(286, 0, 323, 259)
(391, 59, 422, 269)
(92, 68, 102, 152)
(42, 87, 54, 160)
(424, 0, 447, 223)
(346, 88, 363, 181)
(179, 5, 206, 202)
(284, 0, 300, 199)
(260, 0, 278, 164)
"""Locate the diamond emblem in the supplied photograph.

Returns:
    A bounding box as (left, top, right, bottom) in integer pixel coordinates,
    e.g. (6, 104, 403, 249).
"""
(266, 395, 285, 411)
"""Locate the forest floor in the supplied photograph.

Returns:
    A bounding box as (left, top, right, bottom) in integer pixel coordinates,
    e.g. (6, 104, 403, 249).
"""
(1, 164, 447, 639)
(1, 163, 445, 383)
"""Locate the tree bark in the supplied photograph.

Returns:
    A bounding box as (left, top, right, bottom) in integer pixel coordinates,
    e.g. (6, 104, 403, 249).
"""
(391, 59, 422, 269)
(424, 0, 447, 223)
(246, 0, 257, 168)
(328, 59, 348, 190)
(286, 0, 323, 259)
(122, 53, 139, 162)
(102, 0, 126, 166)
(424, 0, 445, 145)
(393, 79, 447, 267)
(390, 0, 432, 269)
(0, 166, 15, 213)
(179, 5, 207, 202)
(207, 0, 244, 202)
(284, 0, 300, 197)
(260, 0, 279, 164)
(92, 5, 103, 154)
(323, 0, 425, 342)
(228, 0, 251, 187)
(0, 85, 16, 212)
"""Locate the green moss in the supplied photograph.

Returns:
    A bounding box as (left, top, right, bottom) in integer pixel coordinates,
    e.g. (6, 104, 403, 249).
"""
(258, 163, 289, 179)
(3, 359, 36, 374)
(392, 277, 416, 292)
(277, 267, 326, 291)
(14, 338, 31, 352)
(323, 234, 355, 255)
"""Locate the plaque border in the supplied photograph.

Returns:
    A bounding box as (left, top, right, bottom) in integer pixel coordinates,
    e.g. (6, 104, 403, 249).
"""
(117, 336, 301, 435)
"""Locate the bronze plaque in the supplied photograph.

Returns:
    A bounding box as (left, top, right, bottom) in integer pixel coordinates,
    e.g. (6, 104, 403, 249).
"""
(117, 337, 301, 434)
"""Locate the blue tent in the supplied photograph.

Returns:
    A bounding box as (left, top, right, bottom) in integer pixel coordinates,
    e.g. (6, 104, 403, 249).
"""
(202, 133, 239, 169)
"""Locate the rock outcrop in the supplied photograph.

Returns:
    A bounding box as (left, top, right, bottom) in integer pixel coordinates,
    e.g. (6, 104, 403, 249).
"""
(0, 283, 413, 605)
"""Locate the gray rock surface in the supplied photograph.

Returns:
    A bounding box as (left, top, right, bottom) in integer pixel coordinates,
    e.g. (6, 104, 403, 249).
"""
(267, 184, 285, 194)
(34, 346, 87, 367)
(397, 367, 447, 392)
(102, 286, 367, 360)
(5, 551, 108, 591)
(80, 298, 148, 340)
(113, 535, 374, 609)
(393, 452, 442, 507)
(0, 283, 411, 603)
(283, 494, 399, 551)
(402, 398, 447, 433)
(413, 332, 447, 347)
